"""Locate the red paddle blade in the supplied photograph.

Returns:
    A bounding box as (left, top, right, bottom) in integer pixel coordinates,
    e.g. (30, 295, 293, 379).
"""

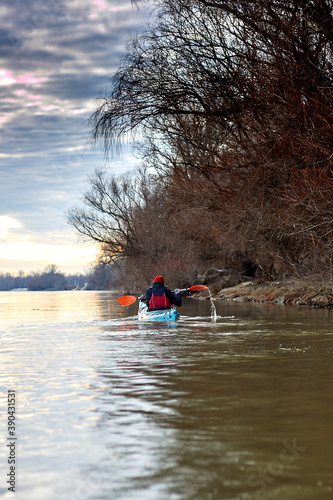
(118, 295, 138, 306)
(187, 285, 209, 292)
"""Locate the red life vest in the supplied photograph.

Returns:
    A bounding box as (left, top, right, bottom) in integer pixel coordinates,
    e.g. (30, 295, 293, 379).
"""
(149, 289, 171, 310)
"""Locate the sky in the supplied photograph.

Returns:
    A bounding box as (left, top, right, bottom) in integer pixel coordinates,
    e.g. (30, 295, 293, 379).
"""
(0, 0, 149, 275)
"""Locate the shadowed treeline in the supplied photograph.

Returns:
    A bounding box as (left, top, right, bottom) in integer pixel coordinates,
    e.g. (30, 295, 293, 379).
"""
(0, 264, 115, 291)
(69, 0, 333, 290)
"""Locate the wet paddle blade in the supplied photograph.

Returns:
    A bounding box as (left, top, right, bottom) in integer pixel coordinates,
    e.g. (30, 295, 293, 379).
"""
(187, 285, 209, 292)
(118, 295, 138, 306)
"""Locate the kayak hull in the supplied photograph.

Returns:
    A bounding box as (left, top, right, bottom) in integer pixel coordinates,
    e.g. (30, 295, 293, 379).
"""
(138, 301, 180, 321)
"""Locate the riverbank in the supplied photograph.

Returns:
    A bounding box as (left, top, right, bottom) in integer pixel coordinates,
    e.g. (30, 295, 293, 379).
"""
(210, 278, 333, 308)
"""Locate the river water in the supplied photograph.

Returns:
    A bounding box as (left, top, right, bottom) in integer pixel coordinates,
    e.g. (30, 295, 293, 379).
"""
(0, 290, 332, 500)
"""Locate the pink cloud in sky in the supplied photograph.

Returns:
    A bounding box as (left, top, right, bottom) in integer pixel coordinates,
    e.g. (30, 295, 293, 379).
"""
(41, 105, 59, 111)
(26, 101, 42, 107)
(90, 2, 130, 19)
(0, 69, 47, 87)
(109, 5, 130, 11)
(90, 1, 129, 12)
(0, 114, 13, 125)
(92, 0, 106, 9)
(0, 69, 16, 86)
(17, 73, 47, 85)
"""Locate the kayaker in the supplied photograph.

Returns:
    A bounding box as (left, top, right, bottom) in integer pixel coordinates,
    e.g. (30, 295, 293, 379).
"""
(140, 276, 182, 311)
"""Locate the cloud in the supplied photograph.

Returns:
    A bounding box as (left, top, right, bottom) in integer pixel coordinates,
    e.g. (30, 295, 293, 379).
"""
(0, 69, 48, 86)
(0, 0, 151, 272)
(0, 215, 23, 238)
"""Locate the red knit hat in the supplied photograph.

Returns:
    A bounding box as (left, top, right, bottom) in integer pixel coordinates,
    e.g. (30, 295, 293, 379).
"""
(153, 275, 164, 284)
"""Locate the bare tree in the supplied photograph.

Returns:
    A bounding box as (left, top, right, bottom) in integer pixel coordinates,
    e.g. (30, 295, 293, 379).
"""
(68, 168, 155, 259)
(85, 0, 333, 282)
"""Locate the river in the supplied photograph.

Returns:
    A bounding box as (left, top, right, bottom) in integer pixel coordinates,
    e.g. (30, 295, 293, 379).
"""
(0, 290, 332, 499)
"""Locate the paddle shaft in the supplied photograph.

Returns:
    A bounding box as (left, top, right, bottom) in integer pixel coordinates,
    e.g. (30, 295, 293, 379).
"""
(118, 285, 208, 306)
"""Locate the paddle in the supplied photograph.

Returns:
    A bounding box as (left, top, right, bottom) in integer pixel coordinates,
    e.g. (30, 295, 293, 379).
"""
(118, 285, 209, 306)
(118, 295, 140, 306)
(177, 285, 209, 293)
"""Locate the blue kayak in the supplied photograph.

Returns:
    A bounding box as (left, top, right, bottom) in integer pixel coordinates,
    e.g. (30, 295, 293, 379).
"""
(138, 301, 180, 321)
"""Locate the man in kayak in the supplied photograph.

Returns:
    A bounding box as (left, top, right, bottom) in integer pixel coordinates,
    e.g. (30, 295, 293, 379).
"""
(140, 276, 182, 311)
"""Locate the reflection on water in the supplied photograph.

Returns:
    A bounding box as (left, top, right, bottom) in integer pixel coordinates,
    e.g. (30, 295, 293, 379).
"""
(0, 291, 332, 499)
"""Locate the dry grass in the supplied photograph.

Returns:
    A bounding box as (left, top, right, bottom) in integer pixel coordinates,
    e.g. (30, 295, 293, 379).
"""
(213, 278, 333, 308)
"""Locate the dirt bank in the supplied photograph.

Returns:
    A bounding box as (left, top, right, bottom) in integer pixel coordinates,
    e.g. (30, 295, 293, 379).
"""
(211, 279, 333, 308)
